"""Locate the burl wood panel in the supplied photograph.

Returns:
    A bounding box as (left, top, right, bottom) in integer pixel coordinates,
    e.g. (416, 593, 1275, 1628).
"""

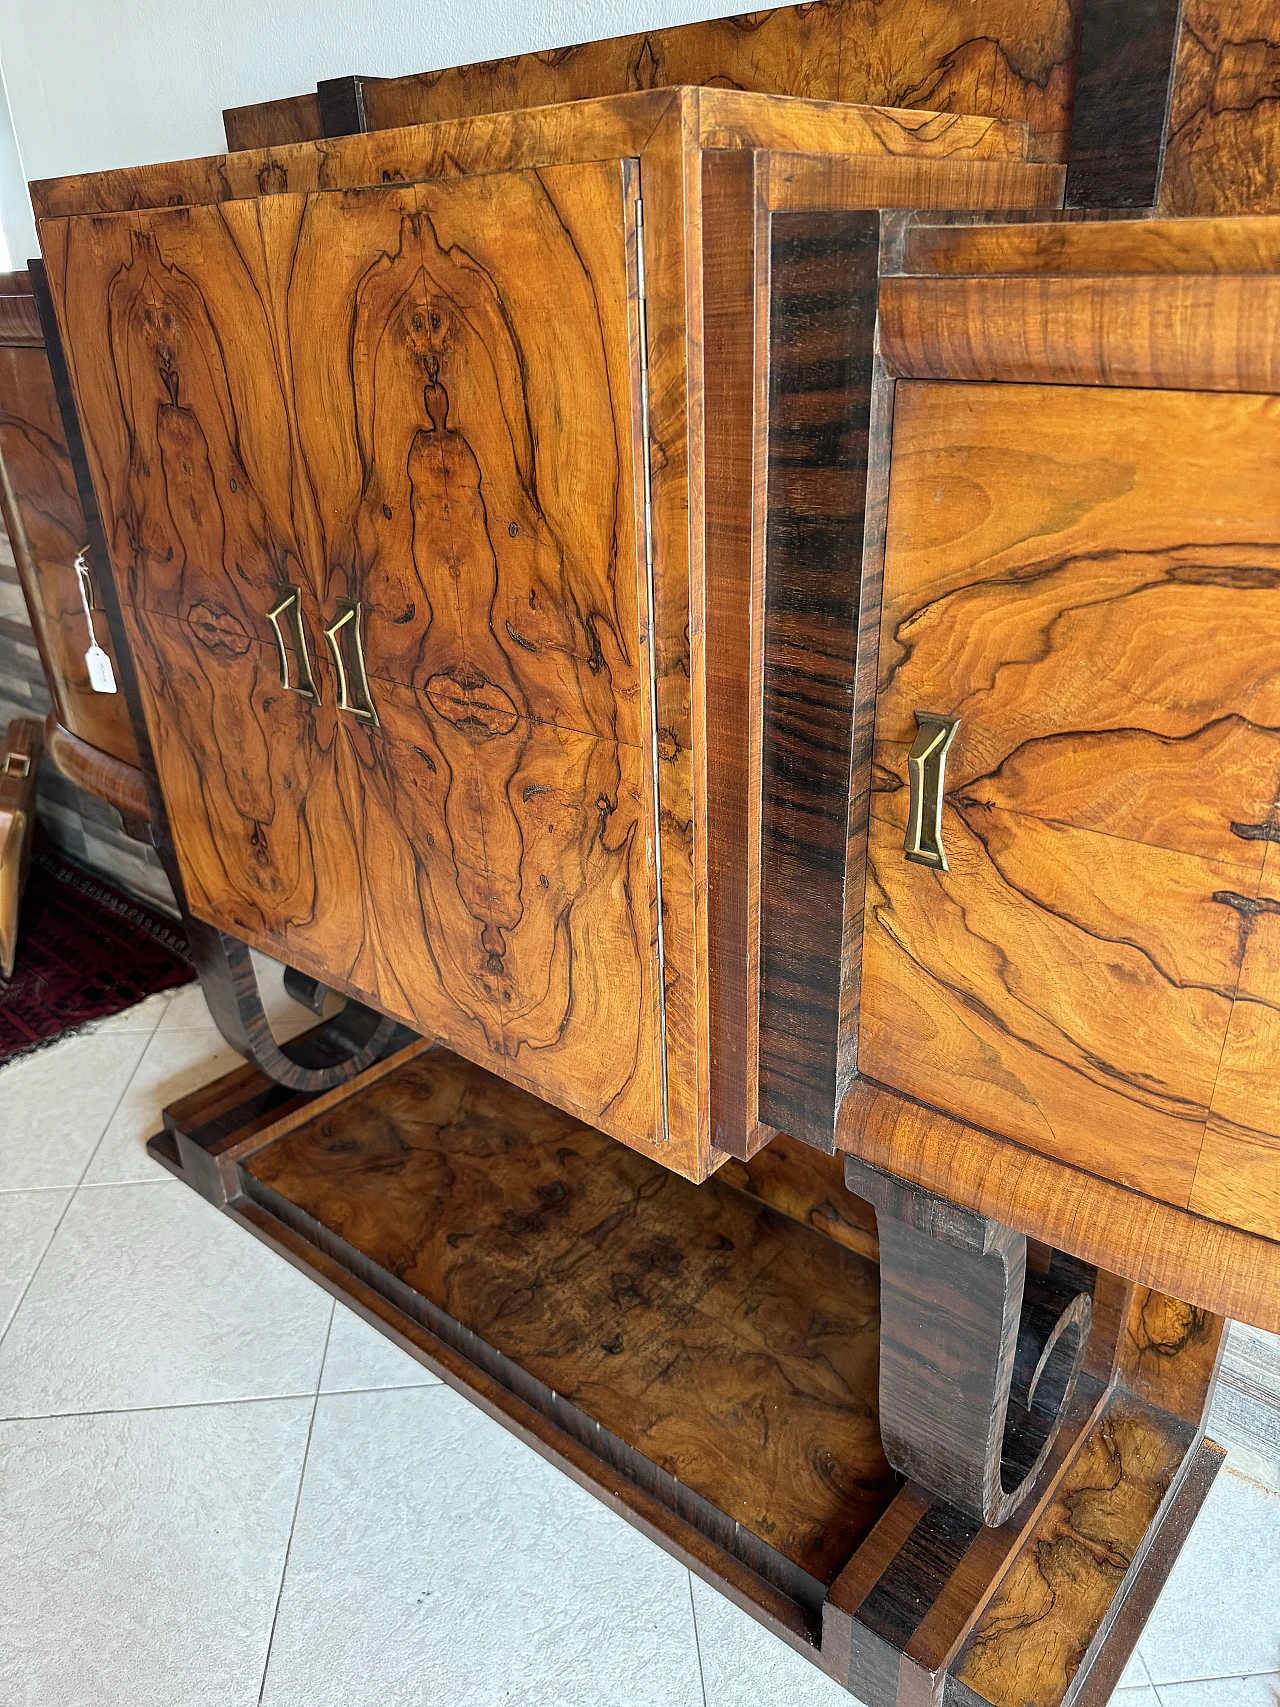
(899, 212, 1280, 277)
(51, 163, 668, 1161)
(1160, 0, 1280, 215)
(951, 1395, 1197, 1706)
(222, 1, 1083, 162)
(862, 380, 1280, 1234)
(32, 89, 1031, 223)
(243, 1047, 898, 1588)
(0, 341, 137, 767)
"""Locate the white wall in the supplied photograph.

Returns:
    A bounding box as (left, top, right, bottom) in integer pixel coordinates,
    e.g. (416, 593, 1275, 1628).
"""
(0, 0, 730, 265)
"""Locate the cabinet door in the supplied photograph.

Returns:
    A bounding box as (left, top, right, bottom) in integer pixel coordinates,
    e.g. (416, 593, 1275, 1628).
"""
(862, 380, 1280, 1231)
(54, 162, 663, 1151)
(0, 344, 138, 767)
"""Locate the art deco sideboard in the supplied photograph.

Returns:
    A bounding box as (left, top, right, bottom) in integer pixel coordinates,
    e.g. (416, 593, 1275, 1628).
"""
(24, 1, 1280, 1701)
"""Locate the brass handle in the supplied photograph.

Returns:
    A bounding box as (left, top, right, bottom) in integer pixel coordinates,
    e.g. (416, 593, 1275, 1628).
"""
(266, 586, 319, 702)
(324, 599, 379, 724)
(904, 711, 959, 871)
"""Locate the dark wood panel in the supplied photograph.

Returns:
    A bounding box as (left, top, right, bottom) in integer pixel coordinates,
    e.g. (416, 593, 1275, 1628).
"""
(242, 1047, 899, 1588)
(1064, 0, 1183, 206)
(756, 210, 879, 1147)
(1159, 0, 1280, 215)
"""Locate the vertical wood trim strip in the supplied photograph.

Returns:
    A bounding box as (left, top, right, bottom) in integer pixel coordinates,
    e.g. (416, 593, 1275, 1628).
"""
(1065, 0, 1184, 207)
(756, 209, 878, 1145)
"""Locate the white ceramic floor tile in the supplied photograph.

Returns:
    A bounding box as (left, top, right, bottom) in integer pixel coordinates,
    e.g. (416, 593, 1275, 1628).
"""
(260, 1385, 704, 1707)
(0, 1028, 152, 1189)
(1121, 1651, 1154, 1689)
(0, 1180, 333, 1415)
(80, 988, 177, 1035)
(1140, 1471, 1280, 1685)
(690, 1572, 849, 1707)
(81, 1023, 244, 1183)
(156, 949, 327, 1041)
(1158, 1677, 1280, 1705)
(0, 1397, 312, 1707)
(0, 1189, 71, 1336)
(1113, 1689, 1161, 1707)
(319, 1302, 441, 1394)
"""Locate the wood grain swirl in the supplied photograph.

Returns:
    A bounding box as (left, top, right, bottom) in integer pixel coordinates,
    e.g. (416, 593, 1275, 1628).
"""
(50, 163, 667, 1159)
(243, 1046, 899, 1588)
(862, 380, 1280, 1231)
(1160, 0, 1280, 215)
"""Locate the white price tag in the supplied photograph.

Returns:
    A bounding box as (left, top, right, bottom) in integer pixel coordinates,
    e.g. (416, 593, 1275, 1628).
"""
(85, 642, 117, 694)
(74, 546, 118, 694)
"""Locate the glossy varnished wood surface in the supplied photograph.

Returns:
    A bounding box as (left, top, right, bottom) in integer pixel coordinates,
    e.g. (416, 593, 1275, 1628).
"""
(222, 1, 1083, 162)
(1063, 0, 1182, 206)
(878, 270, 1280, 393)
(43, 714, 150, 822)
(39, 85, 1042, 1177)
(31, 88, 1031, 221)
(1160, 0, 1280, 215)
(862, 379, 1280, 1241)
(49, 161, 666, 1158)
(899, 212, 1280, 276)
(837, 1080, 1280, 1331)
(243, 1047, 898, 1588)
(0, 325, 138, 768)
(950, 1393, 1204, 1706)
(159, 1035, 1229, 1699)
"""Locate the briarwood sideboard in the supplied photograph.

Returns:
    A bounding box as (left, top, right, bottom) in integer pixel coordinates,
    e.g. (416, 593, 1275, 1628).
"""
(25, 2, 1280, 1702)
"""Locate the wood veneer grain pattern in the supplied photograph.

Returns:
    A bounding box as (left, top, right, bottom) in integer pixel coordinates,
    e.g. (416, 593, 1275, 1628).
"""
(242, 1046, 900, 1587)
(878, 271, 1280, 392)
(899, 212, 1280, 276)
(863, 379, 1280, 1223)
(949, 1394, 1198, 1707)
(1159, 0, 1280, 215)
(31, 89, 1033, 221)
(224, 1, 1082, 163)
(0, 337, 138, 768)
(1064, 0, 1182, 206)
(46, 162, 667, 1160)
(756, 209, 879, 1149)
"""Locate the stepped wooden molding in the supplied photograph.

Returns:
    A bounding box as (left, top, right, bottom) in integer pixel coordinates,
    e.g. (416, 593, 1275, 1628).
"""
(222, 0, 1086, 162)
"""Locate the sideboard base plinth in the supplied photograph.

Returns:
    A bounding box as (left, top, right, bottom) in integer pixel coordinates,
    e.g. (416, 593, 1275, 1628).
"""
(149, 1041, 1225, 1706)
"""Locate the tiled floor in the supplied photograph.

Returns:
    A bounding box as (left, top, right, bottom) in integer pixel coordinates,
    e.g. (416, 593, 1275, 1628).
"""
(1, 961, 1277, 1707)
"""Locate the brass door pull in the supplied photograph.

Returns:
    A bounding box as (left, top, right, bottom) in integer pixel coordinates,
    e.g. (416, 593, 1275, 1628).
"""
(324, 599, 379, 724)
(266, 586, 319, 701)
(904, 711, 959, 871)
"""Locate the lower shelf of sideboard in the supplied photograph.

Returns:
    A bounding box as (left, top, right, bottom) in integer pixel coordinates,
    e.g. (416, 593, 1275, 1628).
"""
(150, 1041, 1224, 1706)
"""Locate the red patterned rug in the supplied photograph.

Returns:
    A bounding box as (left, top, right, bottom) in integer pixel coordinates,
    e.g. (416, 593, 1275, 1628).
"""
(0, 843, 194, 1064)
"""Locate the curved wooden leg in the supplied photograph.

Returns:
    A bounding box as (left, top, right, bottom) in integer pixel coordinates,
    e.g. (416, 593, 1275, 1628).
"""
(281, 963, 331, 1016)
(845, 1154, 1093, 1527)
(186, 921, 414, 1094)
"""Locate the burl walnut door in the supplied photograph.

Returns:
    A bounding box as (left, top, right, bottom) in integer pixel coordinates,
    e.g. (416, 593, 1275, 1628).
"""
(862, 380, 1280, 1237)
(48, 161, 664, 1151)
